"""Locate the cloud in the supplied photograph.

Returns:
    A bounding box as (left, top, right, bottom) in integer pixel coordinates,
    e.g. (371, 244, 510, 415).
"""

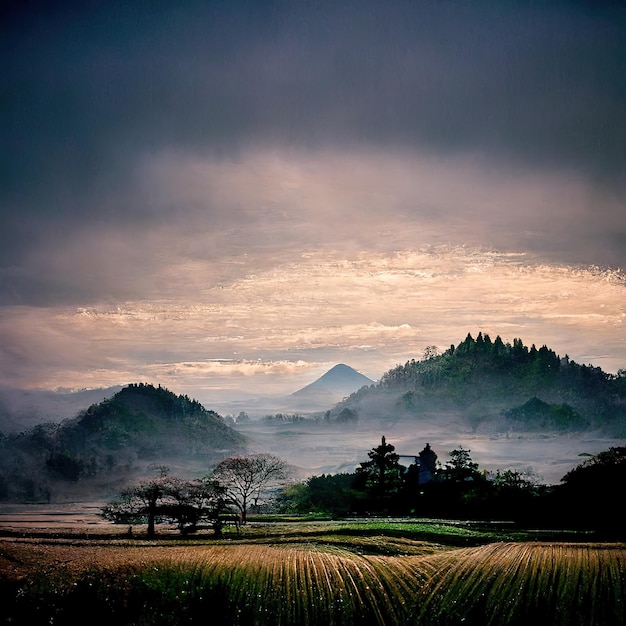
(3, 144, 624, 307)
(2, 3, 625, 261)
(1, 245, 623, 396)
(1, 1, 625, 393)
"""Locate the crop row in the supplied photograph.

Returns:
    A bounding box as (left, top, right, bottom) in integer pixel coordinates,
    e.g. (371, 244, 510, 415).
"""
(2, 541, 625, 625)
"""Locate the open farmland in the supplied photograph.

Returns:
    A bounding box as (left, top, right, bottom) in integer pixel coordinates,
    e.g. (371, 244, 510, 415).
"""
(1, 518, 625, 626)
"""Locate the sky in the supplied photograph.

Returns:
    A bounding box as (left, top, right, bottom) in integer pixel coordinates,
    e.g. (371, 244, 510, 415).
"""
(1, 0, 625, 406)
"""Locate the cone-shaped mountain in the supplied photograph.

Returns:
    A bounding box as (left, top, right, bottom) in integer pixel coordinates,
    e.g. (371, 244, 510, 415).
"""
(292, 364, 374, 397)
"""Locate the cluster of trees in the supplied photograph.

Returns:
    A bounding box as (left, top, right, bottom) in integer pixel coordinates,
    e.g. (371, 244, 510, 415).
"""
(102, 469, 229, 538)
(279, 438, 626, 537)
(262, 413, 306, 423)
(102, 453, 289, 537)
(103, 435, 626, 539)
(279, 437, 536, 518)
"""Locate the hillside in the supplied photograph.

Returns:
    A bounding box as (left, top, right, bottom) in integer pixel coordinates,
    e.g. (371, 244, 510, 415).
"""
(329, 333, 626, 436)
(0, 383, 246, 502)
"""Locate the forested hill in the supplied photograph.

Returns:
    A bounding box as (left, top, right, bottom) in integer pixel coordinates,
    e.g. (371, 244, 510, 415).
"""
(74, 383, 246, 452)
(332, 333, 626, 435)
(0, 383, 246, 502)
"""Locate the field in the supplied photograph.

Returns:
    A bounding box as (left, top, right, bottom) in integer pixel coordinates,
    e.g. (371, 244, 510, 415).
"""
(1, 515, 625, 626)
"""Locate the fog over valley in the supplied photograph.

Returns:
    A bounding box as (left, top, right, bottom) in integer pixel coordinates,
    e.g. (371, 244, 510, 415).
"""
(235, 418, 620, 487)
(1, 3, 625, 506)
(1, 342, 624, 497)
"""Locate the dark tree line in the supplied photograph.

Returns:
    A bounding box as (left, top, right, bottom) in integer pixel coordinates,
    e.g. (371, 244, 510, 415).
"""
(279, 438, 626, 538)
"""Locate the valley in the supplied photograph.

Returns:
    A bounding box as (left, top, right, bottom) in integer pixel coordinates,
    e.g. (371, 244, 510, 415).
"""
(235, 417, 621, 485)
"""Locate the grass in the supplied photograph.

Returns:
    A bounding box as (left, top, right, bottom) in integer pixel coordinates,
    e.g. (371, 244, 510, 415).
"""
(414, 542, 626, 626)
(1, 519, 625, 625)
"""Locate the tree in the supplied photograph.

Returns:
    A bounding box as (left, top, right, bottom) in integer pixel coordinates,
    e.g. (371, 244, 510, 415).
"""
(335, 407, 358, 423)
(101, 473, 229, 537)
(548, 447, 626, 536)
(423, 345, 440, 360)
(279, 472, 361, 516)
(440, 446, 481, 482)
(159, 476, 229, 535)
(118, 476, 168, 539)
(210, 453, 289, 522)
(561, 447, 626, 488)
(492, 468, 538, 491)
(356, 436, 403, 498)
(488, 469, 541, 519)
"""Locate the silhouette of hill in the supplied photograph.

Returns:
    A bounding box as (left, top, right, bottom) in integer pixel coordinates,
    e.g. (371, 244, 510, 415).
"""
(328, 333, 626, 435)
(503, 397, 587, 431)
(0, 383, 246, 502)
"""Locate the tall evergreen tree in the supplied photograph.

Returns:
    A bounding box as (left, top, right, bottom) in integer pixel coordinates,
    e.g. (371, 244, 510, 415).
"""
(357, 436, 403, 497)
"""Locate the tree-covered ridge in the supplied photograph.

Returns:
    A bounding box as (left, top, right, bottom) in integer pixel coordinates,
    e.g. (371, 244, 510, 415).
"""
(0, 383, 246, 502)
(79, 382, 210, 428)
(336, 333, 626, 434)
(65, 382, 246, 455)
(381, 332, 611, 392)
(78, 383, 231, 434)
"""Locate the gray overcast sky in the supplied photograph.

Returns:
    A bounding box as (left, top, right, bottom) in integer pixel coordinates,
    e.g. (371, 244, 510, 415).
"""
(1, 1, 625, 400)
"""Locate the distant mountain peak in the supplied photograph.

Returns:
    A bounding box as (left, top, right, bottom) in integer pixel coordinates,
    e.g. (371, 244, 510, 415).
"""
(292, 364, 374, 398)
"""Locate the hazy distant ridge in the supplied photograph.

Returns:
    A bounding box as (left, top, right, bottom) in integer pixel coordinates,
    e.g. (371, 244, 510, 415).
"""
(291, 364, 374, 397)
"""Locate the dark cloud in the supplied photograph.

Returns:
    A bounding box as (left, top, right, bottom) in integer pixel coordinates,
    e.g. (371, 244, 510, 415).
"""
(1, 1, 625, 305)
(4, 1, 625, 184)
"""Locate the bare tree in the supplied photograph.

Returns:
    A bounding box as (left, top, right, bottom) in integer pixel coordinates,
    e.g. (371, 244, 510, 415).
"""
(210, 453, 289, 522)
(423, 345, 440, 360)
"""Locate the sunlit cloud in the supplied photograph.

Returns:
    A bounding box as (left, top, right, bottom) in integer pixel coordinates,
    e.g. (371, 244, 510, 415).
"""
(1, 239, 623, 402)
(1, 2, 625, 409)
